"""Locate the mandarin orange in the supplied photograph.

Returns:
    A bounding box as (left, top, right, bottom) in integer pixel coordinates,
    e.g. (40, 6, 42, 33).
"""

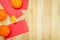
(0, 25, 10, 37)
(0, 9, 7, 21)
(11, 0, 22, 8)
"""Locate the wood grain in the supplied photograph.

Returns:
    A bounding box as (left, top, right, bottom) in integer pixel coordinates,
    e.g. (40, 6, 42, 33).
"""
(41, 0, 52, 40)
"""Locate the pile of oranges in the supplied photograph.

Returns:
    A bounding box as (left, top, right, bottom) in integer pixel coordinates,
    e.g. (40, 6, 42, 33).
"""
(0, 0, 22, 37)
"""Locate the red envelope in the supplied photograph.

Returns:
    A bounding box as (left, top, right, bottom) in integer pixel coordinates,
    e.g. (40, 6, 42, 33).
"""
(0, 0, 28, 18)
(4, 20, 29, 40)
(0, 0, 29, 40)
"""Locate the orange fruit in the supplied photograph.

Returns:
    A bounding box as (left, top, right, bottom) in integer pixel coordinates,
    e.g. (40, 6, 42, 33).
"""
(0, 25, 10, 37)
(0, 9, 7, 21)
(11, 0, 22, 8)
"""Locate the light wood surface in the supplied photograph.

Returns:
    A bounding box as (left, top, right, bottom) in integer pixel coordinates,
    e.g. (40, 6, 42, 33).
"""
(0, 0, 60, 40)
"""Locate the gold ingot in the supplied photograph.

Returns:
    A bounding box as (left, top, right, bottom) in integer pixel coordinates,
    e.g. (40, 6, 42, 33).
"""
(10, 15, 16, 23)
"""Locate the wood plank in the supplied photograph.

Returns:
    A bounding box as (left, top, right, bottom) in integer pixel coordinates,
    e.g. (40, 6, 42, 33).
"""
(41, 0, 52, 40)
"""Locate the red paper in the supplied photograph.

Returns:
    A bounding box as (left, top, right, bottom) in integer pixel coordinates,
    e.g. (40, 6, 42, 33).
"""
(0, 0, 29, 40)
(4, 20, 29, 40)
(0, 0, 28, 18)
